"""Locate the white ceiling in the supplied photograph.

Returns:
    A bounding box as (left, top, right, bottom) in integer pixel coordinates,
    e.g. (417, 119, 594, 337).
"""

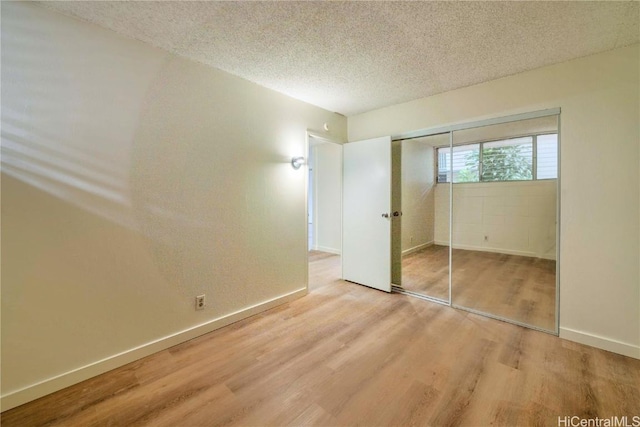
(42, 1, 639, 117)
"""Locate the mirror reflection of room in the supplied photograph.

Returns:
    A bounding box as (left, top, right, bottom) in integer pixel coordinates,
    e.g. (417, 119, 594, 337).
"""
(399, 133, 450, 302)
(448, 116, 558, 331)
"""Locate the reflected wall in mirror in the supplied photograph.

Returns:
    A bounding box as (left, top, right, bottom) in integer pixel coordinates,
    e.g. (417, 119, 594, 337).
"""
(447, 115, 558, 331)
(399, 133, 450, 302)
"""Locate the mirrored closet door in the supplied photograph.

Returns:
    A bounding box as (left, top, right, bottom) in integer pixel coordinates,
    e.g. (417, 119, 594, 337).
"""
(398, 133, 451, 303)
(448, 115, 559, 331)
(394, 109, 559, 333)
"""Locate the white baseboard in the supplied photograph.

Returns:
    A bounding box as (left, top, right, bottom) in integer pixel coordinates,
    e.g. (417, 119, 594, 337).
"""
(402, 241, 434, 256)
(560, 327, 640, 359)
(432, 241, 556, 260)
(315, 245, 341, 255)
(453, 243, 537, 258)
(1, 288, 307, 412)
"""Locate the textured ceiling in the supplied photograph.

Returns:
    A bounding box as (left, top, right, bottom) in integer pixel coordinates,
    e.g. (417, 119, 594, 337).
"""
(42, 1, 639, 116)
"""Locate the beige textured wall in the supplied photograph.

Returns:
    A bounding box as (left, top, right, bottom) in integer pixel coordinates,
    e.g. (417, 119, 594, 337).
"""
(1, 2, 346, 408)
(349, 44, 640, 358)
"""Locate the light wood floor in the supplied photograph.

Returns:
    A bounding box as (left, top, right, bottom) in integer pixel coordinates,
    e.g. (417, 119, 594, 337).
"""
(3, 252, 638, 426)
(401, 245, 450, 300)
(401, 245, 556, 331)
(308, 250, 342, 291)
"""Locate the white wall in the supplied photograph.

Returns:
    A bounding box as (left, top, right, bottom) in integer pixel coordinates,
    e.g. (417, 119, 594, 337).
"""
(349, 44, 640, 359)
(401, 139, 436, 253)
(434, 181, 557, 260)
(1, 2, 346, 410)
(311, 142, 342, 254)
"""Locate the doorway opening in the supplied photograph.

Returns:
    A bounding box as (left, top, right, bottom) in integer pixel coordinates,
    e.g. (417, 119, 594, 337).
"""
(307, 133, 343, 291)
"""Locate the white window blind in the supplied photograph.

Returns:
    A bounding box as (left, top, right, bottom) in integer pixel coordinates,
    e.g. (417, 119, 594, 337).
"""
(536, 134, 558, 179)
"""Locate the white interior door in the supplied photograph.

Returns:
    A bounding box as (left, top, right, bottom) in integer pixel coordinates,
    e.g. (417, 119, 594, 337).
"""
(343, 136, 392, 292)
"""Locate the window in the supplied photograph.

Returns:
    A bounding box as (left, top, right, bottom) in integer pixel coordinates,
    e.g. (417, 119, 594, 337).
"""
(437, 134, 557, 183)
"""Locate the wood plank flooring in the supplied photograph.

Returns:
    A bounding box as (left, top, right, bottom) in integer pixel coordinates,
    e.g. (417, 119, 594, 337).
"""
(401, 245, 555, 331)
(401, 245, 450, 300)
(3, 252, 638, 426)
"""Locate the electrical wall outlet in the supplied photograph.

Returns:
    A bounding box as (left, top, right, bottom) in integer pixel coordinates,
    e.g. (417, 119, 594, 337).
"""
(195, 295, 205, 310)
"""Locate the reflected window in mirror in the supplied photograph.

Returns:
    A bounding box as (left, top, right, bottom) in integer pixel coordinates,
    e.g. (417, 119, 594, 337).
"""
(437, 133, 558, 183)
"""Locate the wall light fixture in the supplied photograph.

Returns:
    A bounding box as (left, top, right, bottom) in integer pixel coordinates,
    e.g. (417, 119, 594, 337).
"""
(291, 156, 305, 170)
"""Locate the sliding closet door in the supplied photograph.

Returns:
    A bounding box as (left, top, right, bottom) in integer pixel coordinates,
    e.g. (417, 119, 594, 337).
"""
(398, 133, 451, 303)
(450, 115, 559, 331)
(343, 136, 392, 292)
